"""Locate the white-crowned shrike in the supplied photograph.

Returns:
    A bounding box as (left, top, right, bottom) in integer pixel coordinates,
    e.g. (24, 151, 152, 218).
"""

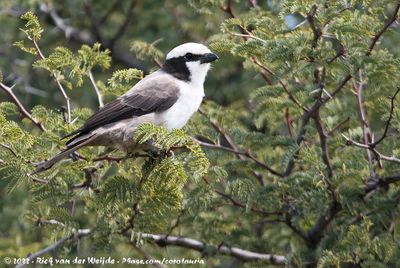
(33, 42, 218, 174)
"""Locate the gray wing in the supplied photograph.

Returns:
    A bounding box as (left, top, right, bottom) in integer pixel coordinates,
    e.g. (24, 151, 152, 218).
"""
(65, 72, 180, 145)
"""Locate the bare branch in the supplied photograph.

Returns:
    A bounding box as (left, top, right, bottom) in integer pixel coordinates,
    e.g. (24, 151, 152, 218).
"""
(88, 70, 104, 108)
(306, 5, 322, 49)
(342, 134, 400, 165)
(132, 232, 286, 264)
(230, 32, 267, 44)
(367, 3, 400, 56)
(15, 229, 91, 268)
(352, 71, 376, 176)
(327, 117, 349, 136)
(0, 82, 46, 131)
(252, 59, 306, 111)
(0, 143, 18, 157)
(194, 138, 283, 177)
(202, 177, 281, 216)
(369, 87, 400, 147)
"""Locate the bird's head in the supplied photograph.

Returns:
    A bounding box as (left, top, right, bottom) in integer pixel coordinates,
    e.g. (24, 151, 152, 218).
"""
(162, 43, 218, 86)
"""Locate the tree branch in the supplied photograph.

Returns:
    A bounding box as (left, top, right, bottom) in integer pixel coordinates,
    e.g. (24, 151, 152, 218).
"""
(313, 111, 333, 179)
(202, 177, 281, 216)
(31, 37, 72, 123)
(364, 172, 400, 193)
(88, 70, 104, 108)
(15, 229, 91, 268)
(352, 70, 376, 176)
(367, 3, 400, 56)
(194, 138, 283, 177)
(199, 108, 268, 184)
(0, 143, 18, 157)
(306, 201, 341, 247)
(133, 232, 286, 264)
(369, 87, 400, 147)
(0, 82, 46, 131)
(343, 134, 400, 165)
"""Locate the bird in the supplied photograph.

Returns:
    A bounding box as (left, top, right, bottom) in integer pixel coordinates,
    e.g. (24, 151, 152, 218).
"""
(33, 42, 218, 174)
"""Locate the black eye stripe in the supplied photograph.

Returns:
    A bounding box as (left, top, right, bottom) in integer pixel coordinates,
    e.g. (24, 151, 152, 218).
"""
(184, 53, 202, 62)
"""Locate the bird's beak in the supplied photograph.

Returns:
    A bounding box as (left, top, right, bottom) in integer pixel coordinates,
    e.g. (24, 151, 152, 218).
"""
(200, 53, 219, 64)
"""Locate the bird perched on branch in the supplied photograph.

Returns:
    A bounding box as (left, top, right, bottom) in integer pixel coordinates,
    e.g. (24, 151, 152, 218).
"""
(33, 42, 218, 174)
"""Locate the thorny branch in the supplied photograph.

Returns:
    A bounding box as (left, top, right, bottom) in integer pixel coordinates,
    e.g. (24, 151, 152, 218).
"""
(0, 82, 46, 131)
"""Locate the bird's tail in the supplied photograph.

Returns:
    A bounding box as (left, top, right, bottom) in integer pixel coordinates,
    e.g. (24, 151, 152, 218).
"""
(31, 135, 94, 175)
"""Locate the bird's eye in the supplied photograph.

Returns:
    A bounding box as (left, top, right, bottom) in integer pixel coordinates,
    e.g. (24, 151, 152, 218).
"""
(184, 53, 194, 60)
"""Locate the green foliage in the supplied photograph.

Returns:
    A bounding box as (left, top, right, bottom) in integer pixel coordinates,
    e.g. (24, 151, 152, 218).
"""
(31, 44, 111, 89)
(20, 11, 42, 41)
(107, 68, 144, 96)
(130, 40, 164, 62)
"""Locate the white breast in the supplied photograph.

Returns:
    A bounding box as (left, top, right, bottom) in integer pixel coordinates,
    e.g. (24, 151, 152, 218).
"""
(156, 81, 204, 130)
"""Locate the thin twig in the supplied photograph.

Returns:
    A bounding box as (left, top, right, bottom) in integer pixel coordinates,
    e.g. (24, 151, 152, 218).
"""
(202, 177, 281, 216)
(0, 82, 46, 131)
(88, 70, 104, 108)
(32, 39, 72, 123)
(194, 138, 283, 177)
(367, 3, 400, 56)
(0, 143, 18, 157)
(327, 117, 349, 136)
(252, 59, 306, 111)
(198, 108, 267, 184)
(369, 87, 400, 147)
(231, 33, 267, 43)
(343, 134, 400, 165)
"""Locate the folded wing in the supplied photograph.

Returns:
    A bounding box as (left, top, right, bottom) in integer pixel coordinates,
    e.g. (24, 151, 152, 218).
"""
(65, 72, 180, 145)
